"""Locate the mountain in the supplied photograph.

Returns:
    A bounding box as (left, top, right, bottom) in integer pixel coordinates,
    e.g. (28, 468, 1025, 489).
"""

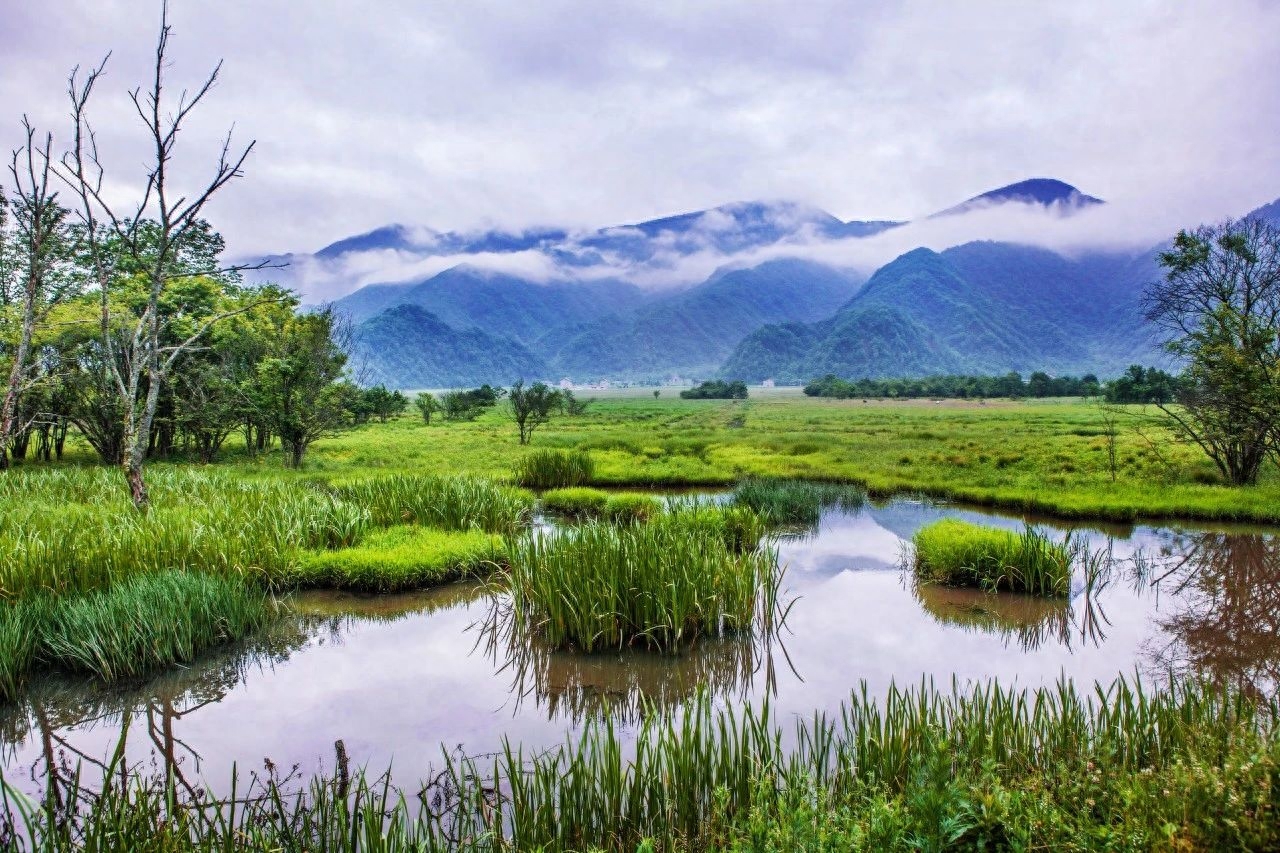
(721, 242, 1159, 382)
(540, 259, 864, 379)
(933, 178, 1104, 217)
(354, 304, 546, 389)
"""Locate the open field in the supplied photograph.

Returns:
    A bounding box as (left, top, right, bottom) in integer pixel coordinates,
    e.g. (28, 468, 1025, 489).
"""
(197, 395, 1280, 524)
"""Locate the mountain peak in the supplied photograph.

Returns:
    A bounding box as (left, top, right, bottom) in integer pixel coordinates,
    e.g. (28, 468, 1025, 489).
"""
(934, 178, 1104, 217)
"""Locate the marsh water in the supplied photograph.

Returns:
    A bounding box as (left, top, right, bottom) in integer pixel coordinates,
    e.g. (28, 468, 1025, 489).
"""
(4, 496, 1279, 798)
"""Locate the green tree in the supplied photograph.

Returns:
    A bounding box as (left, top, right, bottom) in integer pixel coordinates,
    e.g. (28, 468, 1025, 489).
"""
(414, 391, 441, 424)
(507, 379, 562, 444)
(1145, 218, 1280, 485)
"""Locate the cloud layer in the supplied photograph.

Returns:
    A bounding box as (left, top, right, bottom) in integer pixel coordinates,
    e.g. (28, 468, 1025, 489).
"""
(3, 0, 1279, 276)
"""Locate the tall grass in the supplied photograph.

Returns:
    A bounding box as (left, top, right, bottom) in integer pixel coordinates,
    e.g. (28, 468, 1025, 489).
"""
(514, 449, 595, 488)
(731, 477, 865, 526)
(330, 475, 533, 533)
(293, 526, 503, 592)
(9, 677, 1278, 851)
(912, 520, 1074, 596)
(540, 486, 609, 518)
(502, 514, 780, 653)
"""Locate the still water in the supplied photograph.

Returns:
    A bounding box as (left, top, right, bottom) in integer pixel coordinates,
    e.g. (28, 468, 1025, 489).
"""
(3, 497, 1277, 797)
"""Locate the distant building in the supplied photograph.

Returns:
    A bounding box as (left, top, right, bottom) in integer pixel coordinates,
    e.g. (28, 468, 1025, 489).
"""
(761, 378, 776, 388)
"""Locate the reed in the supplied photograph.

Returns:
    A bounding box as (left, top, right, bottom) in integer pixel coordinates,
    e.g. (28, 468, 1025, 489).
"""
(602, 492, 663, 523)
(912, 519, 1074, 596)
(502, 515, 780, 653)
(330, 474, 533, 534)
(9, 677, 1277, 851)
(731, 477, 866, 526)
(35, 570, 273, 683)
(513, 448, 595, 488)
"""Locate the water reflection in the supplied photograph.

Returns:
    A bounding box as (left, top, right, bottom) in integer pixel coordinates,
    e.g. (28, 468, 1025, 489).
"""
(913, 584, 1074, 653)
(1140, 533, 1280, 696)
(473, 599, 782, 725)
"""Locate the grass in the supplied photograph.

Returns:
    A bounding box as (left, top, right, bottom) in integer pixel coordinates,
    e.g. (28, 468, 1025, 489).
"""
(603, 492, 664, 523)
(0, 570, 271, 695)
(329, 474, 532, 533)
(502, 511, 779, 653)
(291, 525, 504, 592)
(514, 448, 595, 488)
(731, 476, 865, 525)
(9, 677, 1278, 851)
(912, 520, 1074, 596)
(540, 486, 610, 517)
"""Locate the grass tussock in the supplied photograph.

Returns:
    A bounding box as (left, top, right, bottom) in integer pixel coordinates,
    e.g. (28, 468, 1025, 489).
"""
(0, 570, 271, 692)
(540, 487, 609, 518)
(514, 448, 595, 489)
(913, 519, 1073, 596)
(292, 526, 503, 593)
(330, 475, 532, 534)
(732, 477, 865, 526)
(503, 512, 778, 653)
(11, 678, 1278, 851)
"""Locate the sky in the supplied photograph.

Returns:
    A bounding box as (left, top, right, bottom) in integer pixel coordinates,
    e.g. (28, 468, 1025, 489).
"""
(3, 0, 1280, 268)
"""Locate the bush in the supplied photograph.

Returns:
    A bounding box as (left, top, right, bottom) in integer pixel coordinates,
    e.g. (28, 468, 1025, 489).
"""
(293, 526, 503, 593)
(680, 380, 748, 400)
(514, 449, 595, 489)
(912, 520, 1072, 596)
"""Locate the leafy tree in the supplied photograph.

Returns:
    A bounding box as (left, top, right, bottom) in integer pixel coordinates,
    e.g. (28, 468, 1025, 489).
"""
(560, 389, 592, 416)
(1144, 218, 1280, 485)
(507, 379, 562, 444)
(681, 380, 748, 400)
(252, 306, 350, 468)
(414, 392, 441, 424)
(441, 385, 505, 421)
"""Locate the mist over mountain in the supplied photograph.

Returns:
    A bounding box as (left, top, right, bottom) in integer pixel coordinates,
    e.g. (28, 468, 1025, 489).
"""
(255, 180, 1280, 389)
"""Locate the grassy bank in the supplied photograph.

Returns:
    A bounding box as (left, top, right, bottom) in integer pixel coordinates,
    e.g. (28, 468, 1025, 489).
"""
(912, 520, 1074, 596)
(10, 677, 1276, 851)
(265, 396, 1280, 525)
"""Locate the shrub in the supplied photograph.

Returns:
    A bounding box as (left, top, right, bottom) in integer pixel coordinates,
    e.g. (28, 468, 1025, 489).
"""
(912, 520, 1072, 596)
(293, 526, 503, 593)
(514, 449, 595, 489)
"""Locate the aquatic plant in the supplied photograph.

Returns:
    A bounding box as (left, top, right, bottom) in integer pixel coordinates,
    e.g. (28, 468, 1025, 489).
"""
(502, 515, 781, 653)
(513, 448, 595, 488)
(7, 677, 1278, 851)
(731, 477, 865, 526)
(602, 492, 663, 523)
(540, 486, 610, 518)
(912, 520, 1073, 596)
(293, 526, 503, 592)
(330, 474, 532, 534)
(41, 570, 273, 682)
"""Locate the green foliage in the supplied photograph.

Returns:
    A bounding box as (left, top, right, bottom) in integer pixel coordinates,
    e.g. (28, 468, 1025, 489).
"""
(503, 512, 779, 653)
(681, 379, 748, 399)
(27, 678, 1276, 851)
(1102, 365, 1178, 404)
(513, 448, 595, 488)
(913, 520, 1073, 596)
(13, 570, 272, 686)
(602, 492, 663, 523)
(731, 477, 865, 525)
(293, 525, 502, 592)
(414, 391, 441, 423)
(441, 384, 505, 421)
(805, 371, 1103, 400)
(507, 378, 564, 444)
(347, 384, 408, 423)
(541, 486, 609, 517)
(329, 474, 532, 534)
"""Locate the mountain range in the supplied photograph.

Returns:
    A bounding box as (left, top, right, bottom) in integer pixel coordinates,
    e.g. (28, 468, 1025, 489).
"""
(252, 179, 1280, 388)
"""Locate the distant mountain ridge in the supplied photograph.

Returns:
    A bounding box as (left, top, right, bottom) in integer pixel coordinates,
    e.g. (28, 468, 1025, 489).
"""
(252, 180, 1280, 388)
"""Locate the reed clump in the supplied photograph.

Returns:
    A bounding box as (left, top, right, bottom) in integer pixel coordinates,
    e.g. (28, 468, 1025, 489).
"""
(503, 514, 779, 653)
(514, 449, 595, 489)
(10, 678, 1278, 851)
(330, 475, 532, 534)
(912, 519, 1073, 596)
(731, 477, 866, 526)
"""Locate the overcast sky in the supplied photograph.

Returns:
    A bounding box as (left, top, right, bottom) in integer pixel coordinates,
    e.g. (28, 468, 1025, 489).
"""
(3, 0, 1279, 259)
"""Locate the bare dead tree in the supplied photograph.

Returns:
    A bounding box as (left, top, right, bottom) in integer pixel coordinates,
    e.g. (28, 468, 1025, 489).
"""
(56, 2, 275, 509)
(0, 119, 69, 469)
